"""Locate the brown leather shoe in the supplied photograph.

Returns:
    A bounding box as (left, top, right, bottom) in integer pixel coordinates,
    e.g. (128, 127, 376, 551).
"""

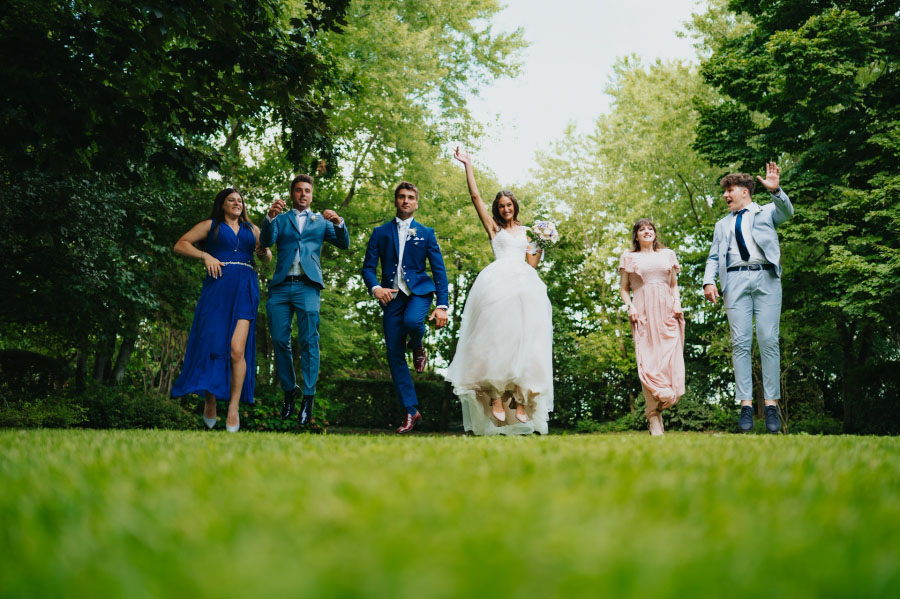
(396, 411, 422, 434)
(413, 345, 427, 373)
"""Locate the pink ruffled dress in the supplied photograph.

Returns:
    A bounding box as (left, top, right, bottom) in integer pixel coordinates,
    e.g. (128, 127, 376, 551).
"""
(619, 249, 685, 412)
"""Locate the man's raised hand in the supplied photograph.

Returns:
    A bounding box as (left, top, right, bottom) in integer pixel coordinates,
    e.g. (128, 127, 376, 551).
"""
(757, 162, 781, 193)
(268, 198, 287, 219)
(321, 209, 342, 225)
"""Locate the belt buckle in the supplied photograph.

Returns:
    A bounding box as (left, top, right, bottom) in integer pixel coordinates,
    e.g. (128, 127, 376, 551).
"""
(748, 264, 761, 271)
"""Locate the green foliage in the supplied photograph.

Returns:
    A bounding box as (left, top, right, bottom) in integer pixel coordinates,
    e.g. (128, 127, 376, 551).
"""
(319, 377, 458, 431)
(691, 0, 900, 432)
(533, 58, 731, 426)
(0, 349, 69, 401)
(0, 0, 349, 175)
(663, 394, 734, 432)
(0, 397, 87, 429)
(73, 385, 195, 430)
(2, 430, 899, 596)
(792, 414, 843, 436)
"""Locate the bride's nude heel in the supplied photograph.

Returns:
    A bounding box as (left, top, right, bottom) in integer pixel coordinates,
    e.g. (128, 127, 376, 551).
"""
(510, 398, 528, 423)
(491, 397, 506, 422)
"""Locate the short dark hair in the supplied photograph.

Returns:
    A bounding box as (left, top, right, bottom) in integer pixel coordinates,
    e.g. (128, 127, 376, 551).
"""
(290, 174, 314, 193)
(492, 191, 520, 228)
(394, 181, 419, 200)
(719, 173, 755, 194)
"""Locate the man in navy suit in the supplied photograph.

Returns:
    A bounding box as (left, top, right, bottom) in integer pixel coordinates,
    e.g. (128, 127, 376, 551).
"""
(362, 182, 449, 433)
(703, 162, 794, 433)
(261, 174, 350, 427)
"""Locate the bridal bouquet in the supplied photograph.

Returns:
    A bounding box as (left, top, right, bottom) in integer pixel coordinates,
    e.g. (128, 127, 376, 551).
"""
(527, 220, 560, 250)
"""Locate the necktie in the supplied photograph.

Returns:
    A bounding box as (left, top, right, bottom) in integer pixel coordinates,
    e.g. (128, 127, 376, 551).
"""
(735, 208, 750, 262)
(396, 220, 410, 293)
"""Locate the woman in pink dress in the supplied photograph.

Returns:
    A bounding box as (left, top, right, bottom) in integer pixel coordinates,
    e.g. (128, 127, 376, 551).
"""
(619, 219, 685, 435)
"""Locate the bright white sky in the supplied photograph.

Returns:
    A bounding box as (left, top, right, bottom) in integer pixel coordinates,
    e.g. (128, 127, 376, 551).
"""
(462, 0, 702, 184)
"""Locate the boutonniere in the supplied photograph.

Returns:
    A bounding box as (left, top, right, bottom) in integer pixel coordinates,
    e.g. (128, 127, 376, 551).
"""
(310, 213, 319, 222)
(407, 227, 417, 240)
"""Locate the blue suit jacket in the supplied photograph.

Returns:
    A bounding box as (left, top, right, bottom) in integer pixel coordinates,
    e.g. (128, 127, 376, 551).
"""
(703, 189, 794, 296)
(260, 210, 350, 290)
(361, 218, 449, 308)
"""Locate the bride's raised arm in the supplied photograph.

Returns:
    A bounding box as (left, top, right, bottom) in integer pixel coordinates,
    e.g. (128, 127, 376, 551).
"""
(454, 147, 497, 239)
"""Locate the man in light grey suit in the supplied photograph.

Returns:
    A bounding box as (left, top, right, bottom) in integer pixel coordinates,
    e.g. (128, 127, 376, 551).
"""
(703, 162, 793, 433)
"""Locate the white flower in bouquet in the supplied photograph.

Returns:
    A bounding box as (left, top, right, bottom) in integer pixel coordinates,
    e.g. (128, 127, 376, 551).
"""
(528, 220, 560, 249)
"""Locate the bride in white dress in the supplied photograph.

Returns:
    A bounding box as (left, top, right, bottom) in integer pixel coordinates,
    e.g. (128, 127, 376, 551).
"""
(445, 148, 554, 435)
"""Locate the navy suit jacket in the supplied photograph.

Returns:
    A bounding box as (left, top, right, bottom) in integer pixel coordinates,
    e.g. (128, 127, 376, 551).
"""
(361, 218, 449, 308)
(260, 210, 350, 290)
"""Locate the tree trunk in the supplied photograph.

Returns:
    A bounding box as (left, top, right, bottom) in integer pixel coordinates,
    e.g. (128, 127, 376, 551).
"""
(837, 318, 857, 433)
(111, 333, 137, 385)
(75, 339, 88, 391)
(93, 333, 116, 384)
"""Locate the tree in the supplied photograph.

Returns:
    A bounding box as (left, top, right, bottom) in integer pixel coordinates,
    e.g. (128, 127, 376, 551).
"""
(532, 58, 728, 424)
(0, 0, 351, 385)
(691, 0, 900, 432)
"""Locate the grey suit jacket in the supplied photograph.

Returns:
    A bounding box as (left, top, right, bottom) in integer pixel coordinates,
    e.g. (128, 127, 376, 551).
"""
(702, 189, 794, 296)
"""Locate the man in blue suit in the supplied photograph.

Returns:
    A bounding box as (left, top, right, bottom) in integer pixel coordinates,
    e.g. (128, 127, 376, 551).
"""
(261, 174, 350, 427)
(703, 162, 794, 433)
(362, 181, 449, 433)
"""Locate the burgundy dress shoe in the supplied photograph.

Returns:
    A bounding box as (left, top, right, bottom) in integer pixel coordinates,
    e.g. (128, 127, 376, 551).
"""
(413, 345, 427, 373)
(396, 411, 422, 434)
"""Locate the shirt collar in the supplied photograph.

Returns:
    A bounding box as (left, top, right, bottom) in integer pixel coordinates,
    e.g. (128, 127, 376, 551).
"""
(395, 216, 413, 227)
(731, 202, 759, 216)
(293, 208, 310, 216)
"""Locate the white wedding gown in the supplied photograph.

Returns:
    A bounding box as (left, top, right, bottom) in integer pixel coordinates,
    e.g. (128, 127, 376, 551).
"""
(445, 227, 554, 435)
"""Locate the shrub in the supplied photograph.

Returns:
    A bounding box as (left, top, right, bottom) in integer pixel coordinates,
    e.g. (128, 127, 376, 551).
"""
(0, 396, 86, 428)
(318, 378, 459, 431)
(0, 349, 69, 401)
(74, 385, 194, 429)
(792, 415, 843, 435)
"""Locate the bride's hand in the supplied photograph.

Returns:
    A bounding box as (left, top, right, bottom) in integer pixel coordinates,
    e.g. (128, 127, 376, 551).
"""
(454, 146, 472, 166)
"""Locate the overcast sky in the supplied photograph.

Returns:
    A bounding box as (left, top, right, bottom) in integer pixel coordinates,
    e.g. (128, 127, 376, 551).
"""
(460, 0, 702, 184)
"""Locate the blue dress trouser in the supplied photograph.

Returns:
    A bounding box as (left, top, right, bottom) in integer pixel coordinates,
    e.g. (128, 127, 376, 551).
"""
(267, 280, 321, 396)
(383, 291, 433, 408)
(723, 269, 782, 400)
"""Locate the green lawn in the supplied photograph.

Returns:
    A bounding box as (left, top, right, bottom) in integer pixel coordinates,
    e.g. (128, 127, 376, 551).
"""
(1, 430, 898, 598)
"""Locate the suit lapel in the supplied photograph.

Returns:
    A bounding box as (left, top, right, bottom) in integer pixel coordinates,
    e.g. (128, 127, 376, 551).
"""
(748, 203, 762, 232)
(287, 209, 301, 236)
(390, 219, 400, 259)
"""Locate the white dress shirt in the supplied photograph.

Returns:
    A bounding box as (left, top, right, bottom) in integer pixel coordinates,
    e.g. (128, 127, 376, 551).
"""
(372, 217, 448, 311)
(727, 202, 767, 267)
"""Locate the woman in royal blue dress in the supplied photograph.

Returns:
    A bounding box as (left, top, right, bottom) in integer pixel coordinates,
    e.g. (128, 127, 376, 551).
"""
(172, 188, 270, 432)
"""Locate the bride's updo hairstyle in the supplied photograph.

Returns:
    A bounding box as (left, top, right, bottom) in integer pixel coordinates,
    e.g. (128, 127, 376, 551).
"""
(630, 218, 666, 252)
(492, 190, 520, 228)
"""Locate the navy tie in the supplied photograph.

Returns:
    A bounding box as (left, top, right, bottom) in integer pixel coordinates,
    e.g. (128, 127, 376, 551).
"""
(735, 208, 750, 262)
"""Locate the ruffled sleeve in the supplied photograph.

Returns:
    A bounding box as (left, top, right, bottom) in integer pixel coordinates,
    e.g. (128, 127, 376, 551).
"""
(618, 252, 640, 277)
(668, 249, 681, 274)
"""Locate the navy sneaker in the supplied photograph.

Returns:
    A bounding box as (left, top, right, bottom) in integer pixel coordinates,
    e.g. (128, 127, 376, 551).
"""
(765, 405, 781, 433)
(738, 405, 754, 432)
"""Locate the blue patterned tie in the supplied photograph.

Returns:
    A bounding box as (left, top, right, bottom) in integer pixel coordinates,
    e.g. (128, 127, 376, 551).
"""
(735, 208, 750, 262)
